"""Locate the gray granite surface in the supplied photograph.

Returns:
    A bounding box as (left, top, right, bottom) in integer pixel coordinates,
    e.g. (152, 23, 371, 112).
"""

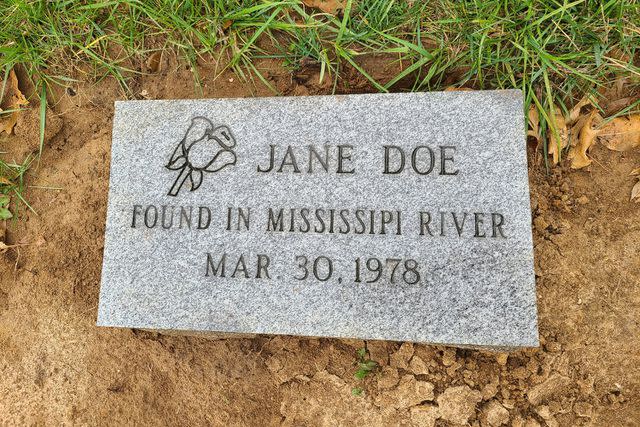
(97, 90, 538, 348)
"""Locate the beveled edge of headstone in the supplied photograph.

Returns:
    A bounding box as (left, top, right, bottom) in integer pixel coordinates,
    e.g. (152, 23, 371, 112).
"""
(121, 327, 539, 351)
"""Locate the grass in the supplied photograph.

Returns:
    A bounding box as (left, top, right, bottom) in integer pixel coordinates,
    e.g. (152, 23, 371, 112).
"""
(0, 156, 34, 220)
(352, 347, 377, 396)
(1, 0, 640, 215)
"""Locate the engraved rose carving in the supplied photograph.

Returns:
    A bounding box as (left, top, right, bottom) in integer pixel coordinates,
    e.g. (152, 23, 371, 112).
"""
(166, 116, 236, 196)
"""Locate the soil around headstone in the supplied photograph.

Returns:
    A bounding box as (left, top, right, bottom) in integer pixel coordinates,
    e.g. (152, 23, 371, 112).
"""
(0, 56, 638, 425)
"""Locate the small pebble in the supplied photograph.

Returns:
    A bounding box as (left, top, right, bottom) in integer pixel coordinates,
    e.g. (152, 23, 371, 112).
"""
(577, 195, 589, 205)
(495, 353, 508, 366)
(533, 216, 549, 231)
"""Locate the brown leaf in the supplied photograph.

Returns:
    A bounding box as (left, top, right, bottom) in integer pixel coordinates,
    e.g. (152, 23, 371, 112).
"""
(0, 68, 29, 135)
(527, 106, 541, 146)
(145, 52, 162, 73)
(598, 114, 640, 152)
(569, 111, 601, 169)
(547, 105, 568, 165)
(631, 167, 640, 203)
(604, 97, 638, 116)
(632, 180, 640, 203)
(568, 113, 589, 151)
(610, 48, 631, 64)
(221, 20, 233, 31)
(301, 0, 346, 13)
(599, 77, 638, 116)
(444, 86, 473, 92)
(567, 96, 591, 125)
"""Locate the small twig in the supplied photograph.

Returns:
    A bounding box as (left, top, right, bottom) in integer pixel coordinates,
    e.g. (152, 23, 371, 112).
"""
(590, 156, 612, 173)
(0, 241, 29, 253)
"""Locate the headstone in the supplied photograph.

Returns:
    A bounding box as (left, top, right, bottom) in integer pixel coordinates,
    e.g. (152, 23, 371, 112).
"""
(97, 90, 538, 349)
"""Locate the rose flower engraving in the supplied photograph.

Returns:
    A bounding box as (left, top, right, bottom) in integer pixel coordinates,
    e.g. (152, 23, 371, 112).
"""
(166, 116, 236, 196)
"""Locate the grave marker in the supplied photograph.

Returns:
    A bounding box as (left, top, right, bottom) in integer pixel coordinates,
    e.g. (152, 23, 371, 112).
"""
(98, 90, 538, 348)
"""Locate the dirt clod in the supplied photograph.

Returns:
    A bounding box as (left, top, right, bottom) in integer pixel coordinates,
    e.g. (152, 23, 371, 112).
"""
(389, 342, 413, 369)
(480, 399, 510, 426)
(409, 404, 439, 427)
(436, 385, 483, 425)
(376, 366, 399, 390)
(495, 353, 508, 366)
(409, 355, 429, 375)
(442, 348, 457, 366)
(375, 374, 434, 409)
(573, 401, 594, 418)
(576, 195, 589, 205)
(535, 405, 559, 427)
(527, 374, 572, 405)
(533, 216, 549, 231)
(524, 417, 542, 427)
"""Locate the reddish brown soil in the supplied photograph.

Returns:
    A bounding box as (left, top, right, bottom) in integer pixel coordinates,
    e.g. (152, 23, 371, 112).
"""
(0, 55, 639, 426)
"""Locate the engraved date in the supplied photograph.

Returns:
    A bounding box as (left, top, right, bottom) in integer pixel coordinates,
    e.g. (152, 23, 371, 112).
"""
(293, 255, 422, 285)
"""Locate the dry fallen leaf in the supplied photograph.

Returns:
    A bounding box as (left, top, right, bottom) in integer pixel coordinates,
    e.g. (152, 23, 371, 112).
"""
(632, 180, 640, 203)
(444, 86, 474, 92)
(567, 96, 591, 125)
(631, 167, 640, 203)
(0, 68, 29, 135)
(598, 114, 640, 152)
(527, 106, 541, 146)
(301, 0, 346, 14)
(569, 114, 589, 148)
(604, 97, 637, 116)
(145, 52, 162, 73)
(569, 111, 601, 169)
(221, 20, 233, 31)
(548, 104, 568, 165)
(610, 49, 632, 64)
(598, 77, 640, 116)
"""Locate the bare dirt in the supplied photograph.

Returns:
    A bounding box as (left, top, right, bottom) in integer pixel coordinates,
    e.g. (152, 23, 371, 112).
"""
(0, 55, 639, 426)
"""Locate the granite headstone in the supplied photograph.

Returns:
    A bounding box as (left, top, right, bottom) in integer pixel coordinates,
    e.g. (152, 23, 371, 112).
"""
(97, 90, 538, 349)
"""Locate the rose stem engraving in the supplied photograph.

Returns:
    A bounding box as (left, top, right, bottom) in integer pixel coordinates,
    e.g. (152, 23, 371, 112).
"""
(166, 116, 236, 196)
